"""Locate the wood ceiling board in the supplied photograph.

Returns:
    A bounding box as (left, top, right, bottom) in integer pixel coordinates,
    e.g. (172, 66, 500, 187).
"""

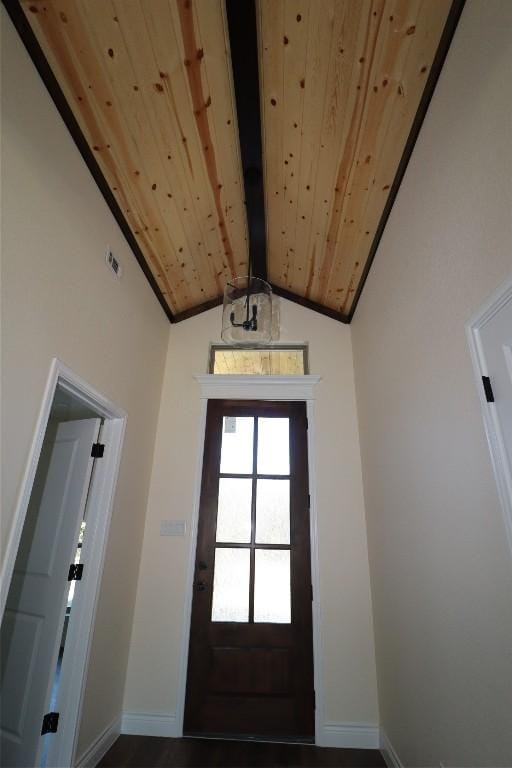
(259, 0, 456, 317)
(19, 0, 249, 316)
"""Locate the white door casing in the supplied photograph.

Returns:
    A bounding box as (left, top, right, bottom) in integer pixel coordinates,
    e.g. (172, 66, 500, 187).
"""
(0, 418, 100, 768)
(175, 375, 325, 743)
(467, 275, 512, 556)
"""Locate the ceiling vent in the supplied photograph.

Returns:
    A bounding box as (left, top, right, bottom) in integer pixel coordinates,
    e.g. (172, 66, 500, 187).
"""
(105, 248, 122, 279)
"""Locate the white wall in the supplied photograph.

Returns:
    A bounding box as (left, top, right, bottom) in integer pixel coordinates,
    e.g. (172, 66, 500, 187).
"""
(1, 10, 169, 756)
(123, 299, 379, 733)
(351, 0, 512, 765)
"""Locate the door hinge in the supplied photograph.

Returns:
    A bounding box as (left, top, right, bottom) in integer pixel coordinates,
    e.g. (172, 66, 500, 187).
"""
(482, 376, 495, 403)
(310, 584, 314, 601)
(41, 712, 59, 735)
(308, 493, 311, 510)
(68, 563, 84, 581)
(305, 417, 309, 430)
(91, 442, 105, 458)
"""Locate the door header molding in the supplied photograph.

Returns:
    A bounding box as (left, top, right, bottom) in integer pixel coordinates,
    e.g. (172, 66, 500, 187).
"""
(194, 374, 322, 401)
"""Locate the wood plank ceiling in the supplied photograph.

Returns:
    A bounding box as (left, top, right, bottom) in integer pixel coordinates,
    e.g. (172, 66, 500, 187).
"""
(12, 0, 460, 323)
(18, 0, 249, 318)
(258, 0, 454, 315)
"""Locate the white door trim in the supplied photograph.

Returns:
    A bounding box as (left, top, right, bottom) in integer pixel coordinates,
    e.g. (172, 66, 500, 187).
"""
(175, 398, 208, 739)
(194, 373, 321, 401)
(175, 374, 324, 743)
(0, 357, 127, 768)
(466, 274, 512, 557)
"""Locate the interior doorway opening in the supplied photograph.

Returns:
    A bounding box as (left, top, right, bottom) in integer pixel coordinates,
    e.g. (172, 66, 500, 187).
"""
(0, 361, 126, 768)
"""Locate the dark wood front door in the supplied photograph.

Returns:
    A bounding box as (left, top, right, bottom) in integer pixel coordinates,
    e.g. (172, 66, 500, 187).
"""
(184, 400, 314, 741)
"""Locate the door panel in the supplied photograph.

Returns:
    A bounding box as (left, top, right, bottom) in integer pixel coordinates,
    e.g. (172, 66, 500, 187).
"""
(479, 293, 512, 470)
(0, 418, 100, 768)
(184, 400, 314, 741)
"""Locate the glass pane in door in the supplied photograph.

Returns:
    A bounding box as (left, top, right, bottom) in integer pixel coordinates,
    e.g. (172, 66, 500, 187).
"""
(254, 549, 291, 623)
(257, 418, 290, 475)
(216, 478, 252, 543)
(220, 417, 254, 474)
(211, 548, 250, 622)
(255, 479, 290, 544)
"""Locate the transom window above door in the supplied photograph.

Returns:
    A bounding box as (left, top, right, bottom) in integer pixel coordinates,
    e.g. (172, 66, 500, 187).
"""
(209, 345, 308, 375)
(211, 415, 292, 624)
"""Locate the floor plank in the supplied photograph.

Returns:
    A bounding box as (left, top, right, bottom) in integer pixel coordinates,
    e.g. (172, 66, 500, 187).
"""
(96, 735, 386, 768)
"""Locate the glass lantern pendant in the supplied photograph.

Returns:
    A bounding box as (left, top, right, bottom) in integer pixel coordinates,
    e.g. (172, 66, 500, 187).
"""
(221, 275, 273, 344)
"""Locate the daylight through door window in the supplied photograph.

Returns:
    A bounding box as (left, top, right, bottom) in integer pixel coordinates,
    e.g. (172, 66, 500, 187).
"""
(211, 415, 292, 624)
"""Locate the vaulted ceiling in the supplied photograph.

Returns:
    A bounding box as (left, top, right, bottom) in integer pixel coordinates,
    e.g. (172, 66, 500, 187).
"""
(9, 0, 462, 323)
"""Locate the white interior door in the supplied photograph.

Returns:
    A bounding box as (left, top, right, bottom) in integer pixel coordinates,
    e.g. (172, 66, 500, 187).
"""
(475, 288, 512, 553)
(479, 293, 512, 466)
(0, 417, 100, 768)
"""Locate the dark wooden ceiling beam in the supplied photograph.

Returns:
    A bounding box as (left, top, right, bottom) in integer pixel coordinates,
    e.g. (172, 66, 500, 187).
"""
(271, 285, 349, 324)
(225, 0, 267, 282)
(173, 295, 224, 323)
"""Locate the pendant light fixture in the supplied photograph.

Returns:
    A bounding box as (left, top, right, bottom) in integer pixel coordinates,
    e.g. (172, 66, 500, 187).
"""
(221, 253, 273, 344)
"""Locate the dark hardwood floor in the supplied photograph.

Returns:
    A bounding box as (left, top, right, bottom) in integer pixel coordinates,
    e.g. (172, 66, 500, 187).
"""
(97, 736, 386, 768)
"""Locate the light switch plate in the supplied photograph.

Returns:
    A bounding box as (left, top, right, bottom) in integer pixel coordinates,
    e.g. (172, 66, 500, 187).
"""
(160, 520, 186, 537)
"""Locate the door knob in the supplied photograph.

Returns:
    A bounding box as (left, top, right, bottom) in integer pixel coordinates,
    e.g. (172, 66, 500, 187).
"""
(198, 560, 208, 570)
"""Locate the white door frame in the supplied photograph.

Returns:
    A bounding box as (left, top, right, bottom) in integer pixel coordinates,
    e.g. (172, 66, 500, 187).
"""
(0, 357, 127, 767)
(174, 374, 324, 743)
(466, 274, 512, 557)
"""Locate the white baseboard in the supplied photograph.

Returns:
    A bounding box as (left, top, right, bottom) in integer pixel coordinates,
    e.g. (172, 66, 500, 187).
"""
(318, 722, 380, 749)
(380, 730, 404, 768)
(118, 713, 381, 752)
(121, 711, 179, 738)
(75, 714, 121, 768)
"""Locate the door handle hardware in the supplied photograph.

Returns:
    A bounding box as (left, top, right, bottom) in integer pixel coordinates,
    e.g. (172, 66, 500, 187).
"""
(198, 561, 208, 570)
(195, 581, 206, 591)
